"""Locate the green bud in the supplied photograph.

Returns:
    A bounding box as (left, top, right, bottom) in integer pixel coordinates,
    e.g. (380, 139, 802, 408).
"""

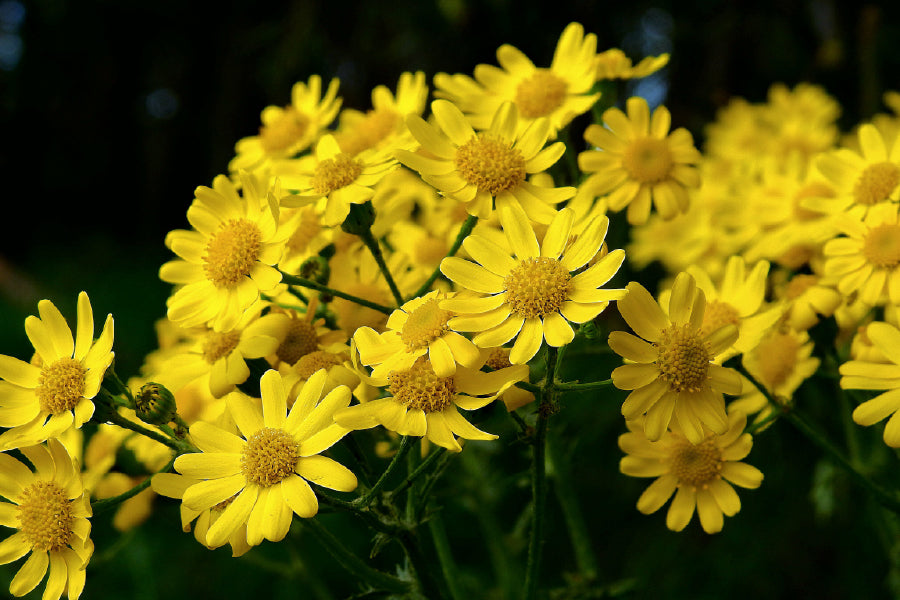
(135, 382, 178, 426)
(300, 255, 330, 284)
(340, 201, 376, 235)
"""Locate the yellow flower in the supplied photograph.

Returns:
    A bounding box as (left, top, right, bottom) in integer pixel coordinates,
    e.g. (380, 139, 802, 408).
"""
(160, 172, 289, 332)
(173, 369, 356, 547)
(776, 272, 842, 332)
(609, 273, 742, 444)
(619, 411, 763, 534)
(274, 134, 398, 227)
(229, 75, 342, 174)
(741, 327, 820, 402)
(434, 22, 599, 136)
(840, 322, 900, 447)
(440, 206, 626, 364)
(0, 439, 93, 600)
(0, 292, 114, 450)
(594, 48, 669, 80)
(334, 355, 528, 452)
(823, 202, 900, 306)
(579, 97, 702, 225)
(397, 100, 574, 222)
(354, 290, 481, 378)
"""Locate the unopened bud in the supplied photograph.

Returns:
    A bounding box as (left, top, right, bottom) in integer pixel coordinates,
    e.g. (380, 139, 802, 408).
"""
(340, 201, 376, 235)
(135, 382, 178, 425)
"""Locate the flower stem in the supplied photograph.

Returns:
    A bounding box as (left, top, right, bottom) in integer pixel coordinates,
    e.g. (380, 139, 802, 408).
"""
(280, 271, 393, 314)
(359, 228, 405, 306)
(547, 436, 598, 580)
(410, 215, 478, 300)
(100, 402, 195, 453)
(91, 456, 176, 513)
(554, 378, 613, 392)
(391, 446, 447, 498)
(355, 435, 413, 506)
(429, 514, 465, 600)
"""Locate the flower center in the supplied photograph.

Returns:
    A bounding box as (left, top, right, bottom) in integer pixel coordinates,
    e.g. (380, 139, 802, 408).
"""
(514, 69, 568, 118)
(455, 135, 527, 195)
(401, 299, 452, 351)
(752, 331, 800, 390)
(202, 330, 241, 364)
(203, 219, 263, 288)
(485, 348, 513, 371)
(622, 137, 673, 183)
(294, 350, 344, 380)
(312, 153, 363, 195)
(36, 357, 86, 414)
(17, 480, 74, 552)
(656, 324, 710, 393)
(259, 106, 310, 155)
(241, 427, 299, 487)
(388, 358, 456, 413)
(504, 257, 571, 318)
(863, 223, 900, 268)
(853, 161, 900, 206)
(785, 274, 819, 300)
(669, 437, 722, 488)
(337, 108, 400, 155)
(276, 318, 318, 365)
(699, 300, 741, 338)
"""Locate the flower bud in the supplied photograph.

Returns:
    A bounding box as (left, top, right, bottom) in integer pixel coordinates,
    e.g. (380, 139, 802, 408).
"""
(340, 201, 376, 235)
(135, 382, 178, 425)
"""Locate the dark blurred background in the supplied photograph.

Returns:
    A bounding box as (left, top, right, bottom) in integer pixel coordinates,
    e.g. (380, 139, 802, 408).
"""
(2, 1, 900, 598)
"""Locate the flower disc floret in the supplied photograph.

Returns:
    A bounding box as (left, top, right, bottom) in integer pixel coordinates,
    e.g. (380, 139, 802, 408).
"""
(36, 357, 86, 413)
(854, 162, 900, 206)
(656, 325, 711, 393)
(295, 351, 344, 380)
(388, 359, 456, 413)
(17, 480, 74, 552)
(259, 107, 310, 154)
(456, 135, 527, 195)
(505, 257, 572, 318)
(699, 300, 741, 338)
(312, 153, 363, 194)
(241, 427, 300, 487)
(515, 70, 568, 118)
(202, 331, 242, 364)
(622, 137, 674, 183)
(669, 437, 723, 488)
(400, 298, 452, 351)
(203, 219, 263, 288)
(277, 319, 319, 365)
(863, 223, 900, 268)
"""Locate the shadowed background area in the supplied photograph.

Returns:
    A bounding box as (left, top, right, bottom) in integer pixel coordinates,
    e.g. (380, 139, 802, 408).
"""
(2, 0, 900, 598)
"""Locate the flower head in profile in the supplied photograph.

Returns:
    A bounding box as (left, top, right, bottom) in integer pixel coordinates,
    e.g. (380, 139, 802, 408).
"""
(160, 172, 289, 332)
(579, 97, 702, 225)
(0, 439, 93, 600)
(440, 206, 626, 364)
(0, 292, 113, 450)
(173, 369, 356, 548)
(229, 75, 342, 174)
(619, 411, 763, 534)
(434, 22, 599, 137)
(397, 100, 574, 222)
(594, 48, 669, 81)
(609, 273, 742, 444)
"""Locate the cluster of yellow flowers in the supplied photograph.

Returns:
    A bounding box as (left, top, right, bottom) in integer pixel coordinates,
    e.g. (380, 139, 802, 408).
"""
(2, 19, 900, 599)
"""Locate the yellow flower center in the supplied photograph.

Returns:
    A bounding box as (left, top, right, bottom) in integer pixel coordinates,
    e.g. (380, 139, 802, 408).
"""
(669, 436, 722, 488)
(17, 480, 74, 552)
(505, 257, 571, 318)
(853, 161, 900, 206)
(401, 299, 452, 351)
(455, 135, 526, 195)
(336, 108, 400, 155)
(202, 330, 241, 364)
(656, 324, 710, 393)
(622, 137, 674, 183)
(203, 219, 263, 288)
(388, 358, 455, 413)
(863, 223, 900, 268)
(515, 69, 568, 118)
(485, 348, 513, 371)
(241, 427, 299, 487)
(785, 274, 819, 300)
(36, 357, 86, 414)
(259, 106, 310, 155)
(752, 331, 800, 390)
(312, 153, 363, 195)
(276, 318, 318, 365)
(286, 208, 321, 255)
(294, 350, 344, 380)
(699, 300, 741, 338)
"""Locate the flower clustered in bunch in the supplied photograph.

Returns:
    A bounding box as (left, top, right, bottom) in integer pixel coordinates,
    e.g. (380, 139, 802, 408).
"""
(4, 19, 900, 599)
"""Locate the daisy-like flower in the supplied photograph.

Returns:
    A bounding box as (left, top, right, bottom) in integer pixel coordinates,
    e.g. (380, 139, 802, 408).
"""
(0, 439, 93, 600)
(397, 100, 575, 222)
(354, 290, 481, 379)
(172, 369, 356, 548)
(776, 272, 842, 332)
(160, 172, 289, 332)
(809, 124, 900, 217)
(741, 327, 819, 402)
(334, 355, 528, 452)
(823, 202, 900, 306)
(840, 322, 900, 447)
(433, 22, 599, 136)
(273, 134, 398, 227)
(440, 206, 626, 364)
(0, 292, 113, 450)
(594, 48, 669, 81)
(619, 411, 763, 534)
(609, 273, 742, 444)
(579, 96, 702, 225)
(229, 75, 342, 175)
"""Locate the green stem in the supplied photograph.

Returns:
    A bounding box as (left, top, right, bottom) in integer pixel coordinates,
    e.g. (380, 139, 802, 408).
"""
(280, 271, 393, 315)
(355, 436, 413, 506)
(547, 438, 597, 580)
(102, 408, 195, 453)
(744, 409, 782, 435)
(396, 528, 447, 600)
(359, 228, 404, 306)
(429, 514, 465, 600)
(515, 380, 542, 394)
(391, 447, 447, 498)
(303, 518, 412, 595)
(410, 215, 478, 300)
(91, 456, 176, 513)
(554, 378, 613, 392)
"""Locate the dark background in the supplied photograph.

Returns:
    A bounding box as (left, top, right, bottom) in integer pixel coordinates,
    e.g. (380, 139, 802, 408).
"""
(2, 1, 900, 598)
